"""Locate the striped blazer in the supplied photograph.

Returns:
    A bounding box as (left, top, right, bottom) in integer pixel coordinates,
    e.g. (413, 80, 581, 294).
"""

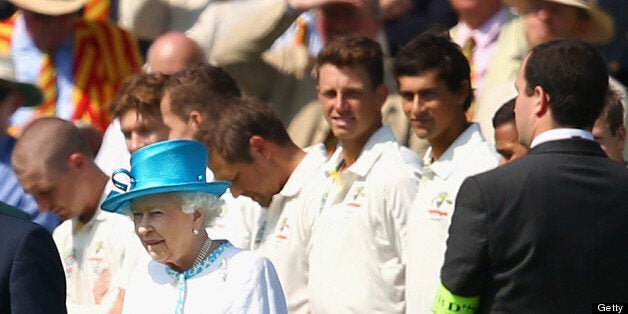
(0, 14, 142, 132)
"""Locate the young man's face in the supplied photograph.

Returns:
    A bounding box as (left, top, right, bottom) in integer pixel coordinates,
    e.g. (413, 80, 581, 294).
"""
(119, 109, 169, 154)
(14, 159, 85, 220)
(514, 56, 537, 147)
(494, 121, 528, 165)
(208, 149, 280, 208)
(160, 92, 198, 140)
(398, 69, 467, 146)
(592, 117, 625, 164)
(317, 63, 386, 147)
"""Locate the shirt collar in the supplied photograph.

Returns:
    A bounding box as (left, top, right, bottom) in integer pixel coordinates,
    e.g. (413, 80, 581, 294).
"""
(423, 123, 490, 179)
(278, 143, 327, 197)
(454, 7, 508, 49)
(72, 180, 113, 232)
(12, 15, 35, 54)
(530, 128, 595, 149)
(327, 125, 396, 178)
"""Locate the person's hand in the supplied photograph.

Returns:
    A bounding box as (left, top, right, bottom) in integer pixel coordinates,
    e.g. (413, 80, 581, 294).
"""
(287, 0, 363, 14)
(379, 0, 413, 20)
(93, 268, 112, 304)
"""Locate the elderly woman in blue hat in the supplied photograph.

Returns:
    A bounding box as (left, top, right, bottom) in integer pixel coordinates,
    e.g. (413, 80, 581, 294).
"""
(102, 139, 287, 313)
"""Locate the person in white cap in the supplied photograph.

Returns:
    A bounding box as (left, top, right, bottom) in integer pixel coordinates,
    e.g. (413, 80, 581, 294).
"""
(0, 53, 61, 232)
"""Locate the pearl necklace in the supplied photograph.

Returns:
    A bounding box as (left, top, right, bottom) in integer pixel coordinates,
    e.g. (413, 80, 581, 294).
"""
(193, 238, 212, 268)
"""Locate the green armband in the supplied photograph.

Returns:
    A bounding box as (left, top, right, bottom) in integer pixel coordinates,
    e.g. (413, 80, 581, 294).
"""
(432, 282, 479, 314)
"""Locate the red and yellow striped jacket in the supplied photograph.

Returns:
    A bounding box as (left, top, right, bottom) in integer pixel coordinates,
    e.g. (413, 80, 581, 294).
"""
(0, 14, 142, 132)
(83, 0, 112, 22)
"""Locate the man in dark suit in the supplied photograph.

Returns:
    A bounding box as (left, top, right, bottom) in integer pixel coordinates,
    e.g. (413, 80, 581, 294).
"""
(434, 39, 628, 313)
(0, 202, 66, 313)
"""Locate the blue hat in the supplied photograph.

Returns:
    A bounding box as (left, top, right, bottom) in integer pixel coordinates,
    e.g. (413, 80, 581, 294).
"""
(101, 140, 230, 213)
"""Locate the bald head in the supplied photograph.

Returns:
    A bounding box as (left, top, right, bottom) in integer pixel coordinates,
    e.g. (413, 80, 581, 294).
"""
(146, 32, 206, 75)
(12, 117, 93, 175)
(12, 117, 108, 222)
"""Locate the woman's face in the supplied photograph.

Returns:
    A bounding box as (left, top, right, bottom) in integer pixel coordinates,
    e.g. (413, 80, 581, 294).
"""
(130, 194, 202, 269)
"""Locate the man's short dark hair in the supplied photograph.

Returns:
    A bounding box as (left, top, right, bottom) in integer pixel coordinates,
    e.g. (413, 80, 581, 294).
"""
(315, 34, 384, 90)
(492, 97, 517, 128)
(393, 27, 473, 110)
(163, 64, 241, 121)
(524, 39, 609, 129)
(199, 97, 291, 163)
(599, 86, 624, 135)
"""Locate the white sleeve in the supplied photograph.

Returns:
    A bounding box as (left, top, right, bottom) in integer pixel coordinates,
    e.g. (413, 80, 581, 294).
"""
(227, 255, 288, 314)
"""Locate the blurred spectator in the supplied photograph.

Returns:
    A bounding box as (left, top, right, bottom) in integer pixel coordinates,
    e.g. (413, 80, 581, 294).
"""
(211, 0, 386, 124)
(144, 32, 205, 74)
(117, 0, 212, 55)
(383, 0, 458, 56)
(450, 0, 528, 124)
(598, 0, 627, 86)
(96, 32, 203, 176)
(0, 0, 142, 140)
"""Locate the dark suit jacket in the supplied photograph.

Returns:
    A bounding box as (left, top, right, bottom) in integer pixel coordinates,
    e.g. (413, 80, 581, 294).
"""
(440, 138, 628, 313)
(0, 212, 66, 313)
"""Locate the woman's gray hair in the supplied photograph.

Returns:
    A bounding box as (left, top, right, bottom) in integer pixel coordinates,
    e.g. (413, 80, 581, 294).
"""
(125, 191, 225, 227)
(170, 191, 225, 227)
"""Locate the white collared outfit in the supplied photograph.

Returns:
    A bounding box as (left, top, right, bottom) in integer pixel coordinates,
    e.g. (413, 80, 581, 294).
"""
(253, 144, 328, 314)
(122, 244, 287, 313)
(53, 183, 142, 314)
(405, 123, 499, 313)
(530, 128, 594, 148)
(302, 126, 422, 313)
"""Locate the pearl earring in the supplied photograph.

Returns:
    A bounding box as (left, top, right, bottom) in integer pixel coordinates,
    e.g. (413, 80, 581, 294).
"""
(193, 228, 199, 235)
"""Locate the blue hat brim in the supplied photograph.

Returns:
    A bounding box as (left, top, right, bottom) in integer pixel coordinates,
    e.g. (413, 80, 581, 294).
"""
(101, 181, 230, 214)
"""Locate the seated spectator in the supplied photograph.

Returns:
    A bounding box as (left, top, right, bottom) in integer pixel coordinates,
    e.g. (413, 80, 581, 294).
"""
(0, 0, 142, 139)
